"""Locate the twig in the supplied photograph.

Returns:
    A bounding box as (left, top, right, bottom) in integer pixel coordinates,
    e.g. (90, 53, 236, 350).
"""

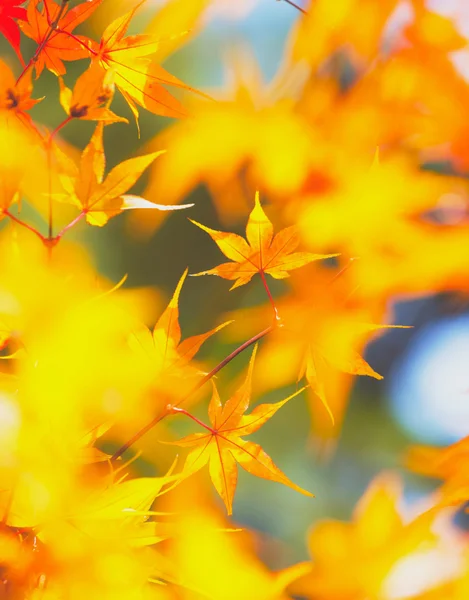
(280, 0, 308, 15)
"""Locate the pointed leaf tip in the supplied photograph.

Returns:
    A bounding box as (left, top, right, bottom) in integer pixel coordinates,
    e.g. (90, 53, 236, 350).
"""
(169, 269, 189, 308)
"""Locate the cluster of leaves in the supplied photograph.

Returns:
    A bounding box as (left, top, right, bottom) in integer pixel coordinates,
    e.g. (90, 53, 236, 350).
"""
(0, 0, 469, 598)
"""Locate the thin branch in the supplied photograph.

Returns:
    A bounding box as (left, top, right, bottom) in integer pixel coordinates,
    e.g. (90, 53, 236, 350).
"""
(279, 0, 308, 15)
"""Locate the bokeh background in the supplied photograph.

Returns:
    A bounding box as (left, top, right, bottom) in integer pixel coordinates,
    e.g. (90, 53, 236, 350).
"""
(2, 0, 469, 571)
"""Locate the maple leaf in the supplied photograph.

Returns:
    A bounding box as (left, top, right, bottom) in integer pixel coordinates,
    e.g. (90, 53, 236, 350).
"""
(291, 474, 440, 600)
(0, 59, 42, 118)
(63, 472, 180, 546)
(128, 269, 232, 411)
(291, 0, 401, 67)
(223, 264, 408, 436)
(147, 0, 211, 63)
(404, 8, 467, 55)
(169, 346, 313, 515)
(407, 437, 469, 508)
(295, 149, 469, 300)
(0, 0, 27, 62)
(95, 1, 201, 124)
(158, 479, 313, 599)
(140, 53, 317, 232)
(20, 0, 102, 77)
(191, 192, 336, 290)
(58, 60, 127, 124)
(0, 114, 37, 216)
(57, 123, 193, 226)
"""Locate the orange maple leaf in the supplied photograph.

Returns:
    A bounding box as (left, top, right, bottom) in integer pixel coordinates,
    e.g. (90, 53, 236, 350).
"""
(0, 116, 38, 217)
(407, 436, 469, 508)
(291, 0, 401, 67)
(291, 474, 439, 600)
(0, 59, 42, 135)
(58, 60, 127, 124)
(0, 59, 40, 112)
(191, 192, 336, 290)
(56, 123, 193, 226)
(223, 264, 409, 435)
(169, 346, 313, 514)
(20, 0, 102, 77)
(95, 1, 201, 124)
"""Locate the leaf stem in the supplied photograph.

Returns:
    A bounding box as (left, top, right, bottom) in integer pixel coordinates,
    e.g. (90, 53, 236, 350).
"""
(259, 270, 281, 322)
(48, 116, 73, 142)
(111, 324, 274, 460)
(169, 406, 216, 434)
(54, 211, 86, 241)
(3, 209, 46, 243)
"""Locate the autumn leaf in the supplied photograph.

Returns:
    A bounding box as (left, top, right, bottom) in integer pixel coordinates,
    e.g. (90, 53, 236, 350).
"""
(169, 346, 313, 514)
(404, 8, 467, 55)
(223, 264, 409, 436)
(20, 0, 102, 77)
(0, 0, 27, 62)
(407, 436, 469, 508)
(128, 269, 232, 411)
(0, 116, 37, 216)
(291, 474, 439, 600)
(291, 0, 401, 67)
(64, 472, 179, 546)
(95, 1, 202, 124)
(295, 148, 469, 301)
(0, 59, 42, 120)
(157, 478, 313, 599)
(191, 192, 337, 290)
(141, 54, 317, 231)
(58, 60, 127, 124)
(57, 123, 193, 226)
(146, 0, 211, 63)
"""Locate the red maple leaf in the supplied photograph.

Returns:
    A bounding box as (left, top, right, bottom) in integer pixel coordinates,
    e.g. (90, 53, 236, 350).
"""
(0, 0, 27, 63)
